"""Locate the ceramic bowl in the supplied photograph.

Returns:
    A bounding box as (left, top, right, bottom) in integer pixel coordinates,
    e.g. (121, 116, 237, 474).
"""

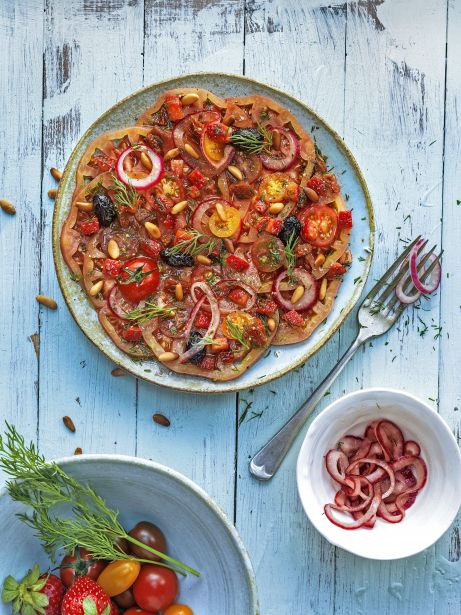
(52, 72, 374, 393)
(297, 388, 461, 560)
(0, 455, 258, 615)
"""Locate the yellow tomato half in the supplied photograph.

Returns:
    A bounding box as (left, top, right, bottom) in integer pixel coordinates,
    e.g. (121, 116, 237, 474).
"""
(97, 560, 141, 597)
(208, 206, 241, 238)
(202, 132, 225, 162)
(221, 311, 253, 339)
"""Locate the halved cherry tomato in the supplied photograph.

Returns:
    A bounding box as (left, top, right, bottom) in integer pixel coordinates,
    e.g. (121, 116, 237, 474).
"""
(202, 132, 226, 162)
(225, 254, 249, 272)
(103, 259, 124, 278)
(251, 235, 285, 272)
(164, 605, 194, 615)
(194, 311, 212, 329)
(140, 238, 162, 259)
(326, 262, 347, 279)
(306, 173, 339, 199)
(222, 311, 253, 339)
(300, 205, 338, 248)
(205, 122, 230, 143)
(165, 94, 184, 122)
(133, 565, 178, 612)
(338, 210, 353, 228)
(159, 176, 183, 201)
(121, 325, 143, 342)
(97, 560, 141, 597)
(188, 169, 207, 188)
(228, 288, 249, 306)
(259, 173, 297, 203)
(208, 206, 241, 238)
(60, 547, 107, 588)
(80, 219, 100, 235)
(118, 257, 160, 303)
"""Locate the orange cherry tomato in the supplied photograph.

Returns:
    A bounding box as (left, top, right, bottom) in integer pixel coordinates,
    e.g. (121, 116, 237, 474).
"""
(259, 172, 297, 203)
(97, 560, 141, 597)
(208, 206, 241, 238)
(221, 311, 253, 339)
(164, 606, 194, 615)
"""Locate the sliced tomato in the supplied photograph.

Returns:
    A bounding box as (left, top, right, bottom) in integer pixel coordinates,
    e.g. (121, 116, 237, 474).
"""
(300, 205, 338, 248)
(80, 219, 100, 235)
(202, 131, 226, 163)
(225, 254, 250, 272)
(205, 122, 230, 143)
(103, 259, 124, 278)
(228, 288, 249, 306)
(194, 310, 212, 329)
(121, 326, 143, 342)
(222, 311, 253, 339)
(254, 217, 283, 237)
(232, 152, 262, 184)
(338, 210, 353, 228)
(255, 297, 278, 315)
(244, 317, 267, 347)
(188, 168, 207, 188)
(165, 94, 184, 122)
(326, 262, 347, 279)
(306, 173, 340, 202)
(118, 257, 160, 303)
(283, 310, 305, 328)
(140, 238, 162, 259)
(251, 235, 285, 272)
(208, 206, 241, 238)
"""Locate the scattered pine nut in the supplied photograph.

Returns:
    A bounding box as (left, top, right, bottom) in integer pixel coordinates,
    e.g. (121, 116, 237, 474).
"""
(291, 285, 305, 304)
(304, 186, 319, 202)
(140, 151, 153, 171)
(319, 278, 328, 301)
(184, 143, 199, 159)
(175, 283, 184, 301)
(30, 332, 40, 358)
(267, 317, 276, 332)
(164, 147, 180, 161)
(86, 258, 94, 273)
(223, 238, 235, 253)
(153, 413, 171, 427)
(48, 188, 57, 199)
(36, 295, 58, 310)
(145, 221, 161, 239)
(171, 200, 188, 215)
(217, 176, 228, 196)
(50, 167, 62, 181)
(89, 280, 104, 297)
(0, 199, 16, 215)
(314, 253, 326, 267)
(76, 201, 93, 212)
(216, 202, 227, 221)
(63, 416, 76, 433)
(74, 447, 83, 455)
(196, 254, 211, 266)
(268, 202, 284, 214)
(158, 351, 179, 362)
(228, 165, 243, 181)
(181, 92, 199, 106)
(107, 239, 120, 259)
(111, 367, 126, 377)
(272, 129, 281, 150)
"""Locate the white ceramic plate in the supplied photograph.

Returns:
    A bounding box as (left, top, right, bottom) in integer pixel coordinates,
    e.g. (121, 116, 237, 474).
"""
(296, 388, 461, 560)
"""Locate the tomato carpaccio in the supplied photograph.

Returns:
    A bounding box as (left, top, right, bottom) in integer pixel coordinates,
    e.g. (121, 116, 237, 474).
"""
(61, 88, 353, 381)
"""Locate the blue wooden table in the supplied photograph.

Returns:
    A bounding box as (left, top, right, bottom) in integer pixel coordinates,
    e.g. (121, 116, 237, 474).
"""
(1, 1, 460, 613)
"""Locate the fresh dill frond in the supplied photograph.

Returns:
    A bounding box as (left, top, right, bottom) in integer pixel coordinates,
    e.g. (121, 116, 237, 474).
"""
(230, 124, 273, 155)
(284, 233, 299, 282)
(110, 174, 140, 210)
(168, 229, 216, 257)
(124, 303, 176, 324)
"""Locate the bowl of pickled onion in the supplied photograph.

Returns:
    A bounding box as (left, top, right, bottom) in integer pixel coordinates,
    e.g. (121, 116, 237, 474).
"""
(296, 388, 461, 559)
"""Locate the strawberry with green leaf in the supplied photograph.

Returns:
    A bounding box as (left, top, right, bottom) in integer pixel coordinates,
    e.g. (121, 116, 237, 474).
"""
(2, 564, 64, 615)
(61, 576, 113, 615)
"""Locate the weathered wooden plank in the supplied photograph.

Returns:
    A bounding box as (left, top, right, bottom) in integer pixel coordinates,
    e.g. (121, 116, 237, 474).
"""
(236, 2, 347, 613)
(435, 1, 461, 612)
(38, 0, 144, 458)
(136, 0, 245, 515)
(0, 1, 44, 457)
(334, 2, 446, 613)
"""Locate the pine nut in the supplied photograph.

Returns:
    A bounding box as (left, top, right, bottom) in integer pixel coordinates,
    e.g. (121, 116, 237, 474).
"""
(175, 283, 184, 301)
(184, 143, 199, 159)
(36, 295, 58, 310)
(171, 200, 188, 215)
(74, 447, 83, 455)
(291, 285, 305, 304)
(304, 186, 319, 202)
(158, 351, 179, 362)
(145, 221, 161, 239)
(223, 238, 235, 253)
(342, 249, 352, 265)
(124, 156, 133, 172)
(228, 165, 243, 181)
(196, 255, 211, 265)
(48, 188, 57, 199)
(164, 147, 180, 161)
(63, 416, 76, 433)
(153, 413, 171, 427)
(0, 198, 16, 215)
(268, 202, 284, 214)
(272, 129, 281, 150)
(76, 201, 93, 212)
(89, 280, 104, 296)
(111, 367, 126, 377)
(216, 202, 227, 221)
(319, 278, 328, 301)
(217, 176, 228, 196)
(314, 253, 326, 267)
(86, 258, 94, 273)
(181, 92, 199, 106)
(267, 317, 276, 332)
(50, 167, 62, 181)
(140, 151, 153, 171)
(107, 239, 120, 259)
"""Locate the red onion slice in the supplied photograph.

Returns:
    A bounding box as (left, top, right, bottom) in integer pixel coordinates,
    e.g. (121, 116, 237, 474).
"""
(273, 268, 318, 311)
(178, 282, 220, 364)
(325, 450, 350, 486)
(191, 197, 234, 236)
(346, 458, 395, 499)
(324, 488, 381, 530)
(404, 440, 421, 456)
(409, 240, 441, 294)
(108, 286, 136, 320)
(376, 420, 404, 461)
(260, 129, 300, 171)
(116, 146, 163, 190)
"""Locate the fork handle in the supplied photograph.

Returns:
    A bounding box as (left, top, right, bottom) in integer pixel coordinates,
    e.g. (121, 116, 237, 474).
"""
(249, 334, 364, 481)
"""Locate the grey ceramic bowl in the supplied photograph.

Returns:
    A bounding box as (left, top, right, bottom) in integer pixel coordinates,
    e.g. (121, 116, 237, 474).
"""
(0, 455, 258, 615)
(53, 72, 374, 393)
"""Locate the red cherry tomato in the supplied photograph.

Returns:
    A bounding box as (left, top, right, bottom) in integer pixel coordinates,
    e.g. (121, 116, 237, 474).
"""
(118, 257, 160, 303)
(132, 565, 178, 612)
(128, 521, 167, 562)
(59, 547, 107, 588)
(251, 235, 285, 272)
(300, 205, 338, 248)
(124, 609, 154, 615)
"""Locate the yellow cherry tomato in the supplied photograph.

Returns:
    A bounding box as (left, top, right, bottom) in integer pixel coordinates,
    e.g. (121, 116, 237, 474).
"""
(97, 560, 141, 597)
(164, 605, 194, 615)
(208, 205, 241, 238)
(221, 311, 254, 339)
(203, 132, 225, 162)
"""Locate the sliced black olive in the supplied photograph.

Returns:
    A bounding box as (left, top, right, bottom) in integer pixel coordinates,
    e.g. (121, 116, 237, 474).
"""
(92, 193, 117, 227)
(186, 330, 206, 365)
(279, 215, 302, 245)
(160, 248, 194, 268)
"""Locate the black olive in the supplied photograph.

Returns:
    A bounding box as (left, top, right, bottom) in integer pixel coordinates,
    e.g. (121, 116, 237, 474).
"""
(92, 193, 117, 227)
(186, 330, 206, 365)
(279, 215, 302, 245)
(160, 248, 194, 268)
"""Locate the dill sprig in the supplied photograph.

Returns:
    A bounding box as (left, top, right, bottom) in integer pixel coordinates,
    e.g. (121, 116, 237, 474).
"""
(0, 424, 199, 577)
(230, 124, 273, 155)
(168, 229, 216, 257)
(224, 318, 250, 350)
(284, 233, 299, 283)
(110, 174, 139, 210)
(124, 303, 176, 324)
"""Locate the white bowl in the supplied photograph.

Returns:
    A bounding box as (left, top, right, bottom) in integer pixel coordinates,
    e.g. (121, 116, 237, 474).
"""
(0, 455, 258, 615)
(296, 388, 461, 560)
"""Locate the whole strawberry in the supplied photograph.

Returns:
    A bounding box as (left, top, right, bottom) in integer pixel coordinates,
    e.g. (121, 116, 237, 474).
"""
(61, 576, 111, 615)
(2, 564, 65, 615)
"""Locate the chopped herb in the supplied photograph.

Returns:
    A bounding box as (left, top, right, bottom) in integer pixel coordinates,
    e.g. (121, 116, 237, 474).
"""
(120, 265, 156, 285)
(284, 233, 299, 282)
(168, 229, 216, 257)
(110, 174, 140, 210)
(238, 398, 253, 426)
(124, 303, 176, 324)
(225, 317, 250, 350)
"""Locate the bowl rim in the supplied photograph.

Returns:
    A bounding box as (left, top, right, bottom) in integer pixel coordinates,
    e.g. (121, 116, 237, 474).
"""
(296, 387, 461, 560)
(0, 453, 259, 613)
(51, 71, 375, 394)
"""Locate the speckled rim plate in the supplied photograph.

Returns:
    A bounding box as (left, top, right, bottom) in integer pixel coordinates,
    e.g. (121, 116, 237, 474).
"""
(52, 72, 374, 393)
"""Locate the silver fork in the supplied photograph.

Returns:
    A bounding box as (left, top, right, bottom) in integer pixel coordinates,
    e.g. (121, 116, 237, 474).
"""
(250, 236, 442, 481)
